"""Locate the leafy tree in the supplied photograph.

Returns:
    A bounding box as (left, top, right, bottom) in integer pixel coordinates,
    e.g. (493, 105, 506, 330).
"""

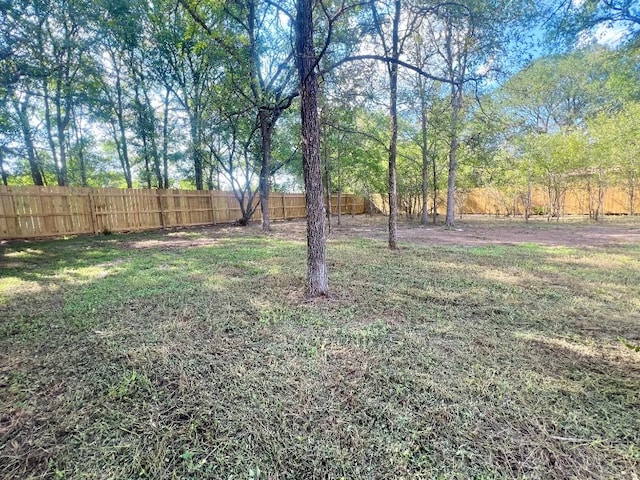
(589, 102, 640, 214)
(552, 0, 640, 47)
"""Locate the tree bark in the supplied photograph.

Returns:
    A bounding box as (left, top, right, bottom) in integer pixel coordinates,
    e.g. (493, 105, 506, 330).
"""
(259, 109, 272, 232)
(161, 88, 171, 189)
(13, 98, 44, 186)
(632, 189, 636, 215)
(445, 83, 461, 228)
(54, 77, 70, 186)
(142, 83, 163, 188)
(323, 123, 332, 234)
(190, 116, 204, 190)
(0, 149, 8, 186)
(297, 0, 328, 297)
(420, 79, 429, 226)
(114, 69, 133, 188)
(387, 0, 401, 249)
(72, 106, 88, 187)
(432, 147, 438, 224)
(43, 81, 62, 185)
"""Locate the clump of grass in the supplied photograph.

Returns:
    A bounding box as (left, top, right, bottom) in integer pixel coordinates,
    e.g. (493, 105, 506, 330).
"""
(1, 218, 639, 479)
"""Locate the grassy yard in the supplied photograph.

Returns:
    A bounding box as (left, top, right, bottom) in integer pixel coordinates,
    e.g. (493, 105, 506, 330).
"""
(1, 217, 639, 479)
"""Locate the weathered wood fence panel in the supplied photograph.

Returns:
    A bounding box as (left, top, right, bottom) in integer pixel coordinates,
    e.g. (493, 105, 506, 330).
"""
(372, 186, 640, 218)
(0, 186, 366, 240)
(458, 186, 640, 216)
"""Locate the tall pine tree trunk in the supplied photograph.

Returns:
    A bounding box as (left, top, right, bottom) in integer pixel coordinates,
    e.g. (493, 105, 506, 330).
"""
(72, 107, 88, 187)
(43, 82, 62, 185)
(190, 116, 204, 190)
(142, 85, 163, 188)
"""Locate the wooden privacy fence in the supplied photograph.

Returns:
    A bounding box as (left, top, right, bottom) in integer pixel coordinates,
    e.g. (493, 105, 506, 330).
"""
(373, 186, 639, 217)
(0, 186, 366, 240)
(459, 186, 639, 216)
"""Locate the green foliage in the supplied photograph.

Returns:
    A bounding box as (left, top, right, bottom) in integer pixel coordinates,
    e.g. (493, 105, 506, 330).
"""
(108, 369, 153, 400)
(0, 0, 638, 218)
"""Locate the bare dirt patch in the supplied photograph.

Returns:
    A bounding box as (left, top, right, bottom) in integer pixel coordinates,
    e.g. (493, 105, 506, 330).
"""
(121, 214, 640, 251)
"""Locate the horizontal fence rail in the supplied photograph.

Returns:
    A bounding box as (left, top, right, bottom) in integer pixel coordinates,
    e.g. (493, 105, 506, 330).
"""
(0, 186, 366, 240)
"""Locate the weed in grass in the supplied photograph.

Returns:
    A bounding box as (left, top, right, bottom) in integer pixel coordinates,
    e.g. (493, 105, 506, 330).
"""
(107, 369, 153, 401)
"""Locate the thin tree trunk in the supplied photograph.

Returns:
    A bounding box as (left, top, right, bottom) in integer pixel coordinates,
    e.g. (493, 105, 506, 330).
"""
(629, 173, 636, 216)
(387, 0, 401, 249)
(337, 188, 342, 226)
(54, 78, 69, 186)
(259, 109, 272, 232)
(207, 162, 215, 190)
(142, 85, 163, 188)
(14, 98, 44, 186)
(134, 81, 152, 189)
(524, 173, 532, 222)
(161, 89, 171, 189)
(297, 0, 328, 296)
(133, 77, 156, 189)
(420, 81, 429, 226)
(432, 147, 438, 224)
(73, 107, 88, 187)
(43, 81, 63, 185)
(143, 143, 152, 189)
(445, 84, 460, 227)
(596, 169, 605, 221)
(323, 125, 332, 234)
(0, 149, 8, 186)
(115, 73, 132, 188)
(190, 116, 204, 190)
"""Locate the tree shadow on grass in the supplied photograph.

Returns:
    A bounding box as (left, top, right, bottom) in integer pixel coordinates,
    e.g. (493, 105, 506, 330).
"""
(0, 246, 286, 479)
(2, 227, 640, 479)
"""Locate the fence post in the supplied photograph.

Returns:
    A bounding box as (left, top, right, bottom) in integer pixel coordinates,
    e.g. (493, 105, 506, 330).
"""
(87, 189, 98, 235)
(210, 191, 217, 225)
(157, 189, 166, 229)
(9, 187, 21, 238)
(282, 192, 287, 220)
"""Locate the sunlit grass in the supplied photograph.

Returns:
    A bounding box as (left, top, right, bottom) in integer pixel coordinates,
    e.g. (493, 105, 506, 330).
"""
(0, 219, 639, 479)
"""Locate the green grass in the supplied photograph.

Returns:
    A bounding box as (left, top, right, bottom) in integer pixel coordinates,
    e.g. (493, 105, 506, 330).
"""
(1, 220, 639, 479)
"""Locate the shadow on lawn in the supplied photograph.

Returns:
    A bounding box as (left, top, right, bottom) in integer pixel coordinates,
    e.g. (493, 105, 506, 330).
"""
(1, 230, 639, 479)
(524, 334, 640, 394)
(512, 333, 640, 475)
(0, 240, 281, 478)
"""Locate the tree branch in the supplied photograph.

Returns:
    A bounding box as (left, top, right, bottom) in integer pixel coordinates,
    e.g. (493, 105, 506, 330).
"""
(319, 54, 453, 84)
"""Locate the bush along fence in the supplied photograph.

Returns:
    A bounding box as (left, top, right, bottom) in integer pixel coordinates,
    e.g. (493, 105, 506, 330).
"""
(0, 186, 366, 240)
